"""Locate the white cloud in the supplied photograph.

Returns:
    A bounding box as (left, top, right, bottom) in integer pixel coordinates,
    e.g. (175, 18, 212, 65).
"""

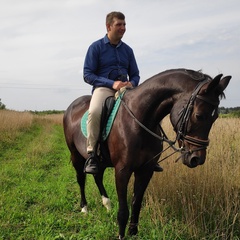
(0, 0, 239, 110)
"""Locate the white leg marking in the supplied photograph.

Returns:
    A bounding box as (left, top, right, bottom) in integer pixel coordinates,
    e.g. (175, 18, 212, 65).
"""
(102, 196, 111, 212)
(81, 205, 88, 213)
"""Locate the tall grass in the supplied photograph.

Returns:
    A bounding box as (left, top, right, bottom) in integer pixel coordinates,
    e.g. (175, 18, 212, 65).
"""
(0, 110, 63, 132)
(0, 110, 33, 131)
(142, 117, 240, 239)
(0, 110, 63, 157)
(0, 110, 33, 143)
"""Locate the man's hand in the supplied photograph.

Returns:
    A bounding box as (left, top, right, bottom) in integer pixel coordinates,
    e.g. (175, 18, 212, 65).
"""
(112, 81, 133, 90)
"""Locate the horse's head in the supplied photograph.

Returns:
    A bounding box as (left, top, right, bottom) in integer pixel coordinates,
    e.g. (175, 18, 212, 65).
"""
(170, 74, 231, 168)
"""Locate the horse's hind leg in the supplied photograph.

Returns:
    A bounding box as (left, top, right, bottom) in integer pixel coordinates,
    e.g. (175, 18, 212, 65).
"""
(128, 170, 154, 236)
(71, 151, 88, 213)
(94, 168, 111, 211)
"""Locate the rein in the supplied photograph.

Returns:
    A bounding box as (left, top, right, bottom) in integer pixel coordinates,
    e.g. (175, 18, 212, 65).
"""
(118, 92, 183, 163)
(118, 77, 216, 164)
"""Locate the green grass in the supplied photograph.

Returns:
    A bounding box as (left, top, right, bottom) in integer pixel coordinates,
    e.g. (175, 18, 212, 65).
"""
(0, 118, 119, 239)
(0, 116, 239, 239)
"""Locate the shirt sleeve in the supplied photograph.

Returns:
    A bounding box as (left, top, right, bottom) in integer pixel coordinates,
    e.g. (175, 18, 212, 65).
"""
(128, 49, 140, 87)
(83, 44, 114, 89)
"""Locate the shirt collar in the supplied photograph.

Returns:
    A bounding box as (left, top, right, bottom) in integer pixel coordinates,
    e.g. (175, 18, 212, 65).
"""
(104, 34, 122, 47)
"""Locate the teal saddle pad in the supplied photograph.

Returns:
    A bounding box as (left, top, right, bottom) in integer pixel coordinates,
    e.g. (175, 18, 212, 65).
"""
(81, 93, 124, 141)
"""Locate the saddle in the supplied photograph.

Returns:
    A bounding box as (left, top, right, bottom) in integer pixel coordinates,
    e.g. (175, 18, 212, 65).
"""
(81, 91, 125, 141)
(99, 96, 116, 141)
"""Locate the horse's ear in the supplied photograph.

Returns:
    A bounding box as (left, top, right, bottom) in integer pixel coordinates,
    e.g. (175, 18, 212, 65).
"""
(218, 75, 231, 92)
(205, 74, 222, 93)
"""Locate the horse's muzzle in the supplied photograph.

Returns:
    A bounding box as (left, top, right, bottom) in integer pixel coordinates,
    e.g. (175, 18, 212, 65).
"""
(183, 151, 206, 168)
(178, 136, 208, 168)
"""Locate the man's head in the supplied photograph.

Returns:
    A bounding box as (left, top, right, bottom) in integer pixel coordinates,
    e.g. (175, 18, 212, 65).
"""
(106, 11, 126, 44)
(106, 11, 125, 25)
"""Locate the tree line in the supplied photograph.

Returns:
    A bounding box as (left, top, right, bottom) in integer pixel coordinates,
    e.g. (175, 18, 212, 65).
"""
(0, 99, 6, 110)
(219, 106, 240, 113)
(0, 99, 239, 117)
(219, 106, 240, 117)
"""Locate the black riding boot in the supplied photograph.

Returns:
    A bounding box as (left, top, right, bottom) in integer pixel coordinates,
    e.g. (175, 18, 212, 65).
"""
(84, 153, 99, 174)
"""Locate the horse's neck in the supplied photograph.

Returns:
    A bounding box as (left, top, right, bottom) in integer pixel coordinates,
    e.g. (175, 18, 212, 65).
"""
(127, 79, 187, 124)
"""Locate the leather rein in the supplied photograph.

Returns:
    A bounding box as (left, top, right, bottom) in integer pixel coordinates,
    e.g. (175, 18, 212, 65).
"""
(118, 78, 219, 163)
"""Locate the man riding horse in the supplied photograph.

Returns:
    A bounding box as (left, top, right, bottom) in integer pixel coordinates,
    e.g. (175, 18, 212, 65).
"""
(83, 11, 163, 174)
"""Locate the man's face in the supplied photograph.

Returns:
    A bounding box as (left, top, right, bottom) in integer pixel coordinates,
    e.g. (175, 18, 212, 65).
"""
(107, 17, 126, 40)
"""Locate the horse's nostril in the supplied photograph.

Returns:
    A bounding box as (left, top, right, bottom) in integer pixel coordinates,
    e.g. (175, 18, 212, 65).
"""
(190, 156, 199, 168)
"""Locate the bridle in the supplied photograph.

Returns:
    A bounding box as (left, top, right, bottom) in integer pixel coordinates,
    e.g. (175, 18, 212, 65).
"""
(119, 78, 219, 163)
(174, 78, 219, 153)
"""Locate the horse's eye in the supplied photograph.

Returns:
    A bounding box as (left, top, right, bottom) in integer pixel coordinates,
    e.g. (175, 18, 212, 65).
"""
(195, 113, 205, 121)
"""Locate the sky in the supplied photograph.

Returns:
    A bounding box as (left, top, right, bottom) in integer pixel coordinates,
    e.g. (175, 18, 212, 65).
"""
(0, 0, 239, 111)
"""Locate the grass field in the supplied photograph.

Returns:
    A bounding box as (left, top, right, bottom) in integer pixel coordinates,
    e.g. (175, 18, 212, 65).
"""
(0, 110, 239, 239)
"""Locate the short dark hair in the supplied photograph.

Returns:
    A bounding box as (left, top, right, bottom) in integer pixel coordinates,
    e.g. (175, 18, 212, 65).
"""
(106, 11, 125, 25)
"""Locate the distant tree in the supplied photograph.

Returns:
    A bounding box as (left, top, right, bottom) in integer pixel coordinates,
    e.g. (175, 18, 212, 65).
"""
(0, 99, 6, 109)
(219, 106, 240, 118)
(230, 110, 240, 118)
(219, 107, 227, 114)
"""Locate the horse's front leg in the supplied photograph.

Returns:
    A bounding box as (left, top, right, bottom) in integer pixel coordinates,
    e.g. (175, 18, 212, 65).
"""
(115, 167, 132, 239)
(128, 169, 154, 236)
(94, 167, 111, 211)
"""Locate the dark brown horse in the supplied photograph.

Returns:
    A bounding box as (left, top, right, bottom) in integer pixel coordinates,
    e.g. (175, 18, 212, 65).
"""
(63, 69, 231, 239)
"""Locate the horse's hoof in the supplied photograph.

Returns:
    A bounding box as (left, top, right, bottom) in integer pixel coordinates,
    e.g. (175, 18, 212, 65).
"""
(128, 223, 138, 236)
(128, 228, 138, 236)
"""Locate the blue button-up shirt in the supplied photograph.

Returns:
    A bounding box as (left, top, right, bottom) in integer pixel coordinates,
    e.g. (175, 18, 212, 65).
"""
(83, 35, 140, 91)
